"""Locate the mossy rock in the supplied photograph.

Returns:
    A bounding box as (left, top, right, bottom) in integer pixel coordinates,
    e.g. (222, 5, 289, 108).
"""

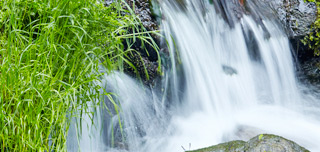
(187, 140, 246, 152)
(187, 134, 309, 152)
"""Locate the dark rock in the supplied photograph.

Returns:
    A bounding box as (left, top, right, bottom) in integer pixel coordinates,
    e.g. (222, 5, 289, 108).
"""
(242, 28, 262, 61)
(123, 36, 159, 62)
(123, 0, 163, 84)
(125, 0, 159, 31)
(258, 0, 317, 61)
(211, 0, 247, 28)
(188, 134, 310, 152)
(268, 0, 317, 62)
(246, 0, 317, 64)
(290, 36, 316, 63)
(246, 0, 317, 38)
(124, 51, 159, 85)
(114, 142, 129, 150)
(222, 65, 238, 76)
(298, 57, 320, 87)
(266, 0, 317, 38)
(209, 0, 316, 41)
(120, 0, 161, 61)
(105, 0, 163, 84)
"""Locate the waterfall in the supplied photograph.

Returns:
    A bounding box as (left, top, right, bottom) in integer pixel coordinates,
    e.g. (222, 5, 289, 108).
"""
(68, 0, 320, 151)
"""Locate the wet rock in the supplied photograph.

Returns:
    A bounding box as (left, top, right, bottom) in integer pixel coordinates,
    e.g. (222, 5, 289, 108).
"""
(125, 0, 159, 31)
(222, 65, 238, 76)
(245, 0, 317, 63)
(243, 28, 262, 61)
(187, 134, 309, 152)
(265, 0, 317, 62)
(246, 134, 309, 152)
(123, 0, 162, 84)
(298, 58, 320, 87)
(210, 0, 272, 39)
(243, 0, 317, 38)
(105, 0, 162, 84)
(124, 51, 159, 85)
(188, 140, 247, 152)
(290, 36, 316, 63)
(212, 0, 247, 27)
(264, 0, 317, 38)
(114, 142, 129, 150)
(208, 0, 316, 41)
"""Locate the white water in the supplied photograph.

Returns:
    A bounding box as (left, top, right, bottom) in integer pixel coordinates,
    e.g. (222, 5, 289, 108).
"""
(69, 0, 320, 151)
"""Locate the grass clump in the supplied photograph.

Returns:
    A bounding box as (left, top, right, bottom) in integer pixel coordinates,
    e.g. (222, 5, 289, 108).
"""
(0, 0, 159, 151)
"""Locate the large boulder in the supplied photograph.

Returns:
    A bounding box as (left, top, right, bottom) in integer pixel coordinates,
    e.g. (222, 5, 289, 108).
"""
(268, 0, 318, 62)
(259, 0, 320, 87)
(211, 0, 317, 38)
(224, 0, 317, 61)
(187, 134, 309, 152)
(244, 0, 319, 83)
(263, 0, 317, 38)
(255, 0, 317, 61)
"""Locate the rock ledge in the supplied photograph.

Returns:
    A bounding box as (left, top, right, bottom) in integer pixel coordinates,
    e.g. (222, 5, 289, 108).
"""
(187, 134, 309, 152)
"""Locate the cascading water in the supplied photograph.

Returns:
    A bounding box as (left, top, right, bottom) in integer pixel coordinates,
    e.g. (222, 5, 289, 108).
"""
(68, 0, 320, 151)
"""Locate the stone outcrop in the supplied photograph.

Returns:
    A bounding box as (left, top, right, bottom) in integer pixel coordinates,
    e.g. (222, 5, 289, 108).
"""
(105, 0, 319, 84)
(217, 0, 317, 38)
(125, 0, 158, 31)
(252, 0, 317, 61)
(264, 0, 318, 62)
(123, 0, 163, 84)
(244, 0, 319, 84)
(105, 0, 162, 84)
(220, 0, 317, 59)
(261, 0, 320, 86)
(298, 57, 320, 88)
(188, 134, 310, 152)
(265, 0, 317, 38)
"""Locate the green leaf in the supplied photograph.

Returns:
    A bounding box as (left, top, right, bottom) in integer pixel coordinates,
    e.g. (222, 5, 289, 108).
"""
(259, 134, 264, 140)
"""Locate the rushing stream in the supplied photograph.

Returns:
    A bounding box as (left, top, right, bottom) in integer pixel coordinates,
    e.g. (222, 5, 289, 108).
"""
(68, 0, 320, 151)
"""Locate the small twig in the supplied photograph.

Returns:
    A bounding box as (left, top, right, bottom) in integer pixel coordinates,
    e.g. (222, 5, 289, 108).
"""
(181, 146, 186, 151)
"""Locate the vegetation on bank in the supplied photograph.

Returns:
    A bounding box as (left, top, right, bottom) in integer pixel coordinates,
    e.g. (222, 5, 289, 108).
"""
(303, 0, 320, 55)
(0, 0, 158, 151)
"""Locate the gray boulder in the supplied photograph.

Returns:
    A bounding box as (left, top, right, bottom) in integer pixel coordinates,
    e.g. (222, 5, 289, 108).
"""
(264, 0, 317, 38)
(187, 134, 309, 152)
(245, 0, 318, 63)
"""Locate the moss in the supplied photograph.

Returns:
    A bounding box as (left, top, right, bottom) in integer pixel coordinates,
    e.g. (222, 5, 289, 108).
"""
(187, 140, 246, 152)
(302, 0, 320, 55)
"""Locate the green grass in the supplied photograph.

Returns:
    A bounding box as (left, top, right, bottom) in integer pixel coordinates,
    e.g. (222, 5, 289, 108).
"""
(0, 0, 160, 151)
